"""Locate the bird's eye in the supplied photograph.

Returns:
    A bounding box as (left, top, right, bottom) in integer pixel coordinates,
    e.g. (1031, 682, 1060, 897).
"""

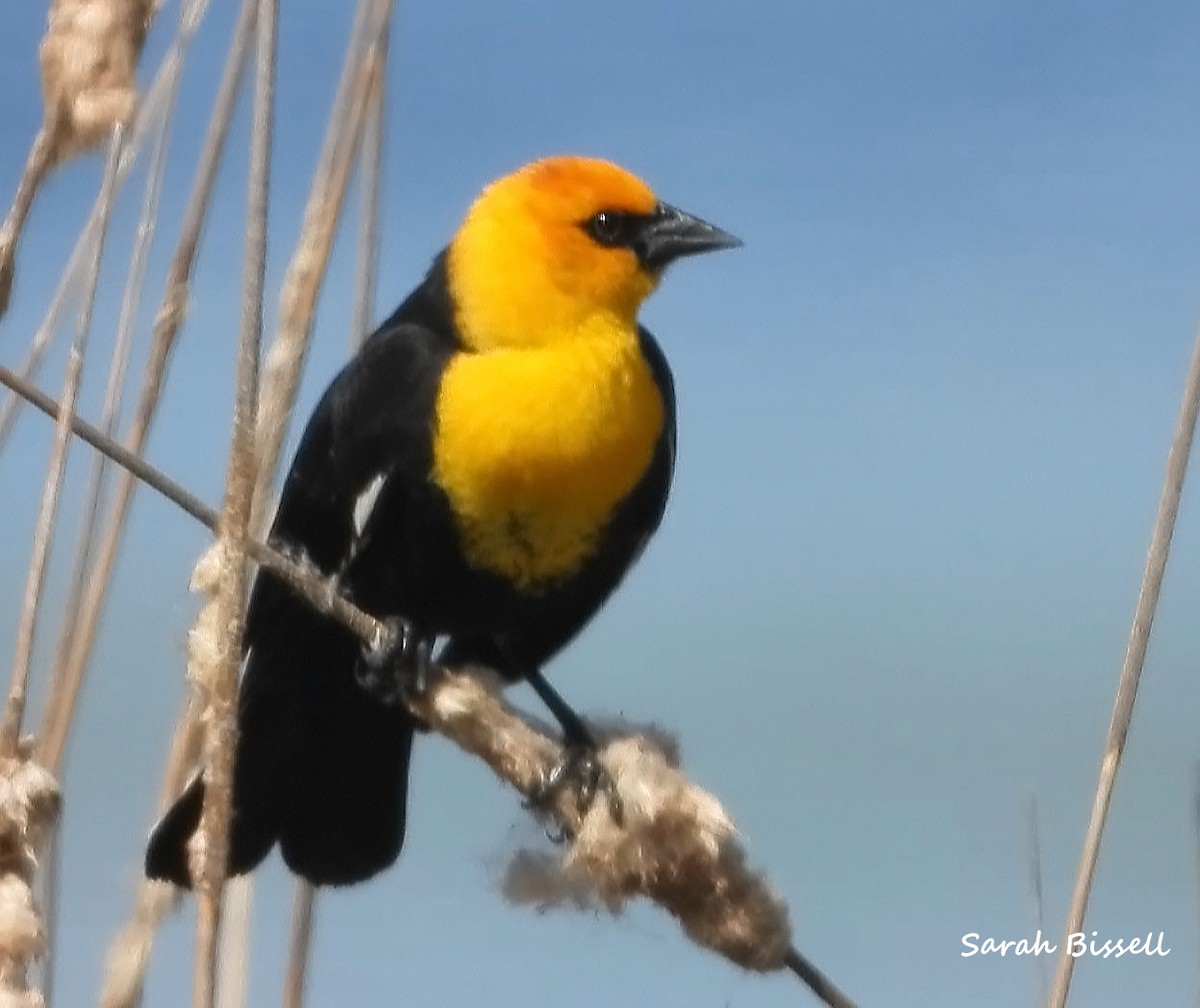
(584, 210, 630, 247)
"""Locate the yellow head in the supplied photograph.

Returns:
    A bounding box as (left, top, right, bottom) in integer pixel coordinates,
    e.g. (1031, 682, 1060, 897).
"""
(446, 156, 740, 352)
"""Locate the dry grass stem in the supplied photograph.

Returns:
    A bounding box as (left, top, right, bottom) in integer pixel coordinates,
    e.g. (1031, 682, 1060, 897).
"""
(35, 0, 258, 773)
(0, 131, 57, 320)
(98, 698, 200, 1008)
(1024, 794, 1048, 1006)
(3, 129, 125, 758)
(349, 33, 386, 350)
(98, 882, 178, 1008)
(0, 363, 374, 641)
(215, 878, 251, 1008)
(43, 0, 255, 997)
(281, 882, 315, 1008)
(1048, 322, 1200, 1008)
(0, 0, 156, 316)
(0, 126, 124, 998)
(1193, 764, 1200, 1008)
(47, 48, 179, 723)
(191, 0, 275, 1003)
(271, 17, 393, 999)
(0, 59, 177, 450)
(250, 0, 393, 530)
(0, 365, 217, 532)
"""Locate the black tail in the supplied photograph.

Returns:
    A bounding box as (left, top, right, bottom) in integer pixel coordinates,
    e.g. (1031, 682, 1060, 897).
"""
(144, 772, 205, 886)
(145, 608, 416, 888)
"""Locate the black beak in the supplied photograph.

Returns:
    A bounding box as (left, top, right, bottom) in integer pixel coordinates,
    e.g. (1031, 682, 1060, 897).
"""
(634, 202, 742, 271)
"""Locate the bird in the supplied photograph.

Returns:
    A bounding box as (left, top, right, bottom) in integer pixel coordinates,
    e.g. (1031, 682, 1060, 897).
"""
(145, 156, 741, 888)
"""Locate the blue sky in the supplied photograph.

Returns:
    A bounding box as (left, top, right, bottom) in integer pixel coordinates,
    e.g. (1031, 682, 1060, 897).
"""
(3, 2, 1200, 1006)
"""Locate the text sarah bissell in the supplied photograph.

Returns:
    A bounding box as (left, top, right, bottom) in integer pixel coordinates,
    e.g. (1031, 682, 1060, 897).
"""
(961, 931, 1169, 959)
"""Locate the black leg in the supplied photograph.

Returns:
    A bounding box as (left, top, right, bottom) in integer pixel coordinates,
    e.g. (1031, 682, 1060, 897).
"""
(497, 646, 622, 829)
(523, 667, 595, 748)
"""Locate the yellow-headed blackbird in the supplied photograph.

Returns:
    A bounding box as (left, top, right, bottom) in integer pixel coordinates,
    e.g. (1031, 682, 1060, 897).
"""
(145, 157, 740, 886)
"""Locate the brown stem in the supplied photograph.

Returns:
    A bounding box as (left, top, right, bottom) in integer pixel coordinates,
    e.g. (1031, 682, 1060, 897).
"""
(35, 0, 258, 774)
(192, 0, 275, 1003)
(281, 882, 316, 1008)
(250, 0, 394, 531)
(3, 128, 126, 755)
(1048, 322, 1200, 1008)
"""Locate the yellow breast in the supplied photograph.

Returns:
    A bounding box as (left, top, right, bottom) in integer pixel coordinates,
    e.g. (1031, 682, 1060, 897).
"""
(432, 326, 664, 590)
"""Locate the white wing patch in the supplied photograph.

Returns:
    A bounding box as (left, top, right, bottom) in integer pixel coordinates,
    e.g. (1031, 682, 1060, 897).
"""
(352, 472, 388, 539)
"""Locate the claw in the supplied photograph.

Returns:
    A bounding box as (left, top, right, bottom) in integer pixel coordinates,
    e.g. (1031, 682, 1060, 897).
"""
(356, 616, 433, 707)
(527, 742, 623, 841)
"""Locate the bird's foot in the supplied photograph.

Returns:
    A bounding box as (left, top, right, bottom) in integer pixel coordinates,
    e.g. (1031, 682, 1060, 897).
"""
(528, 735, 624, 841)
(356, 616, 434, 708)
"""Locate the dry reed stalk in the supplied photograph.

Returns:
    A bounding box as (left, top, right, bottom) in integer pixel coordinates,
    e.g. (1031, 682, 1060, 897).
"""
(281, 883, 315, 1008)
(33, 2, 257, 1002)
(1193, 765, 1200, 1008)
(96, 698, 200, 1008)
(1, 80, 193, 985)
(190, 0, 275, 1004)
(0, 131, 58, 321)
(3, 128, 125, 759)
(0, 369, 859, 1008)
(1048, 323, 1200, 1008)
(47, 50, 178, 732)
(0, 0, 156, 316)
(34, 94, 175, 993)
(1, 363, 386, 642)
(1024, 794, 1047, 1006)
(214, 878, 251, 1008)
(349, 37, 386, 350)
(0, 0, 205, 452)
(275, 13, 393, 1000)
(35, 0, 258, 773)
(0, 266, 74, 452)
(0, 128, 124, 1008)
(98, 882, 179, 1008)
(44, 17, 384, 987)
(0, 366, 216, 531)
(91, 29, 381, 993)
(197, 14, 392, 977)
(250, 0, 394, 532)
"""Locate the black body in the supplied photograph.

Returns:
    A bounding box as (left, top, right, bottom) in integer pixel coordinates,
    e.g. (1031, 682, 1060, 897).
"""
(145, 254, 676, 886)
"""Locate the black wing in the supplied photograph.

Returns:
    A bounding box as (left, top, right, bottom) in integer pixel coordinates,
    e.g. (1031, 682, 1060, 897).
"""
(229, 313, 452, 884)
(148, 304, 458, 886)
(245, 316, 454, 640)
(632, 325, 677, 544)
